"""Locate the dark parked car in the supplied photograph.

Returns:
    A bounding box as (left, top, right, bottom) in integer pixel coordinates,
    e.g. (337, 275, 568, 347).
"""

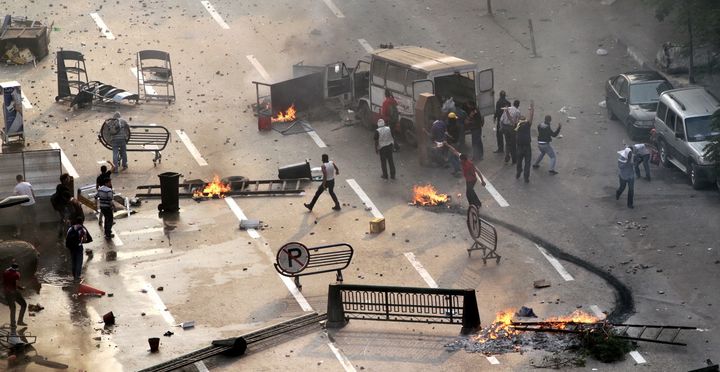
(606, 71, 673, 139)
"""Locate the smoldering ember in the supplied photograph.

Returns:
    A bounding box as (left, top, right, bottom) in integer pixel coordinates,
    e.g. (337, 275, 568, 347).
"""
(0, 1, 718, 371)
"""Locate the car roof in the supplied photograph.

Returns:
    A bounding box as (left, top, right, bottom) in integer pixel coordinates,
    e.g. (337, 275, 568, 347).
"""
(622, 71, 667, 84)
(660, 87, 719, 116)
(372, 46, 477, 74)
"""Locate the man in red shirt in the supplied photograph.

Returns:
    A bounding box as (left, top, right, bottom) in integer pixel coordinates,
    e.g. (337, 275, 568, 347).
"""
(380, 89, 400, 150)
(3, 262, 27, 329)
(460, 154, 486, 207)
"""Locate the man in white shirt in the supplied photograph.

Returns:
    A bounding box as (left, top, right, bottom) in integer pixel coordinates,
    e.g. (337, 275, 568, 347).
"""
(374, 119, 396, 180)
(13, 175, 36, 237)
(304, 154, 341, 212)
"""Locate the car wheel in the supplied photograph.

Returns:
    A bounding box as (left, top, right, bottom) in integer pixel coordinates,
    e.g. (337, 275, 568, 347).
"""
(659, 140, 671, 168)
(606, 97, 617, 120)
(689, 163, 706, 190)
(358, 103, 373, 130)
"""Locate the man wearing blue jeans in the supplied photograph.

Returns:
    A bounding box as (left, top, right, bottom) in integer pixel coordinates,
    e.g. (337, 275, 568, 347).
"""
(109, 112, 129, 172)
(533, 115, 562, 174)
(616, 147, 635, 209)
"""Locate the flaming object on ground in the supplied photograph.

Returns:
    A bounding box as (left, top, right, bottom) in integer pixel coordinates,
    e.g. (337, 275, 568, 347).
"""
(193, 176, 231, 199)
(411, 184, 449, 206)
(272, 104, 297, 123)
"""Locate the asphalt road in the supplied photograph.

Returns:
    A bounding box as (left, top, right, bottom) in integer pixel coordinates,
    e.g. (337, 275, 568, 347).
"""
(1, 0, 718, 371)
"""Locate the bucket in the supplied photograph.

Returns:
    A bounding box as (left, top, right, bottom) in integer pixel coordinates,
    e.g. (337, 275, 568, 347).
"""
(278, 161, 311, 180)
(258, 109, 272, 131)
(148, 337, 160, 352)
(157, 172, 181, 213)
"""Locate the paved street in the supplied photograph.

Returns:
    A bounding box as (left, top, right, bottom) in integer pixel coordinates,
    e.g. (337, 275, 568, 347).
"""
(0, 0, 718, 371)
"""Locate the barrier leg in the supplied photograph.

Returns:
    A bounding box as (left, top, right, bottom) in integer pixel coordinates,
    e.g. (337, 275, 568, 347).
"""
(461, 289, 481, 335)
(326, 284, 348, 329)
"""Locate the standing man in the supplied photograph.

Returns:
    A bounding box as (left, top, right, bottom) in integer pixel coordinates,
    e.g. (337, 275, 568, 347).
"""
(66, 217, 91, 281)
(95, 161, 114, 225)
(14, 175, 36, 237)
(515, 101, 534, 183)
(96, 178, 115, 239)
(500, 100, 521, 164)
(380, 89, 401, 150)
(532, 115, 562, 175)
(109, 112, 129, 172)
(374, 119, 396, 180)
(633, 143, 651, 181)
(460, 154, 486, 207)
(466, 101, 484, 161)
(493, 91, 510, 153)
(304, 154, 341, 212)
(3, 262, 27, 330)
(616, 147, 635, 209)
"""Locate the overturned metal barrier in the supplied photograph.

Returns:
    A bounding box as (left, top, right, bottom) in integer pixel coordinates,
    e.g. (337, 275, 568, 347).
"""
(139, 312, 326, 372)
(326, 284, 481, 335)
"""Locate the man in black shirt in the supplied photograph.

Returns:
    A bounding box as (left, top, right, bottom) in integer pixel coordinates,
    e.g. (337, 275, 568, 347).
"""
(533, 115, 562, 175)
(493, 91, 509, 153)
(515, 101, 534, 183)
(95, 161, 114, 225)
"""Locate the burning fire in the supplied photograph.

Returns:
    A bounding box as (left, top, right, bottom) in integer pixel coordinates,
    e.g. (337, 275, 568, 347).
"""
(476, 309, 521, 342)
(412, 184, 449, 206)
(541, 310, 600, 329)
(272, 104, 297, 123)
(193, 176, 231, 199)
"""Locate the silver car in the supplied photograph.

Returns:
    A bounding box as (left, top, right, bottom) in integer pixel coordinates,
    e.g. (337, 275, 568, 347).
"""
(606, 71, 673, 139)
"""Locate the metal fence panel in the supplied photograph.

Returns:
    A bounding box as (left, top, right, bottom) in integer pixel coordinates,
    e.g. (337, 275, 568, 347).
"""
(0, 150, 61, 197)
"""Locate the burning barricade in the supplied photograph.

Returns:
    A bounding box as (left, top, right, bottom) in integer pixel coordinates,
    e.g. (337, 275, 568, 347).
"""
(411, 184, 449, 206)
(192, 176, 231, 200)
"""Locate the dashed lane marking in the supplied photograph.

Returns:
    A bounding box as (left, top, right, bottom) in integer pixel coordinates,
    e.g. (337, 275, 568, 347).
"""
(111, 228, 124, 246)
(307, 130, 327, 148)
(358, 38, 373, 53)
(20, 91, 32, 109)
(482, 178, 509, 207)
(89, 12, 115, 39)
(49, 143, 79, 179)
(246, 55, 271, 81)
(403, 252, 438, 288)
(535, 244, 574, 281)
(119, 227, 164, 236)
(328, 342, 357, 372)
(346, 179, 383, 218)
(175, 129, 208, 166)
(629, 350, 647, 364)
(144, 282, 176, 325)
(194, 361, 210, 372)
(590, 305, 606, 319)
(486, 356, 500, 365)
(130, 67, 157, 95)
(321, 0, 345, 18)
(200, 0, 230, 29)
(225, 197, 260, 239)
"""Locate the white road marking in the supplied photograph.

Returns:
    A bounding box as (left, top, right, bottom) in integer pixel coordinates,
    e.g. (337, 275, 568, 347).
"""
(590, 305, 606, 319)
(321, 0, 345, 18)
(89, 12, 115, 39)
(225, 197, 260, 239)
(144, 282, 176, 325)
(49, 143, 79, 179)
(629, 350, 647, 364)
(194, 361, 210, 372)
(0, 137, 3, 153)
(119, 227, 164, 236)
(278, 274, 314, 312)
(175, 130, 208, 166)
(358, 38, 373, 53)
(601, 0, 617, 5)
(482, 178, 509, 207)
(246, 55, 271, 81)
(111, 228, 124, 246)
(200, 0, 230, 29)
(307, 130, 327, 148)
(20, 91, 32, 109)
(346, 179, 383, 218)
(404, 252, 438, 288)
(486, 356, 500, 365)
(535, 244, 574, 281)
(328, 342, 357, 372)
(115, 248, 171, 261)
(130, 67, 157, 96)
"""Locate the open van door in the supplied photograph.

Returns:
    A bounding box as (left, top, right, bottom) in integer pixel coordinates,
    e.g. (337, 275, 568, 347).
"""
(352, 60, 370, 100)
(412, 79, 434, 102)
(292, 61, 353, 99)
(475, 68, 494, 117)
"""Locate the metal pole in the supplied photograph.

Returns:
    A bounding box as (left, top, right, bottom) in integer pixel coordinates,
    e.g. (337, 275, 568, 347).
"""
(487, 0, 493, 16)
(528, 19, 538, 57)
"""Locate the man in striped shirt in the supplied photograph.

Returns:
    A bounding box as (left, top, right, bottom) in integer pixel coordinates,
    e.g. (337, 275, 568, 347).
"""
(96, 178, 115, 238)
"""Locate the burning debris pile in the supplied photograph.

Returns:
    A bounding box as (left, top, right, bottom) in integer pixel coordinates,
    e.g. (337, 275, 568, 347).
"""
(192, 176, 231, 200)
(272, 104, 297, 123)
(411, 184, 449, 206)
(446, 309, 611, 357)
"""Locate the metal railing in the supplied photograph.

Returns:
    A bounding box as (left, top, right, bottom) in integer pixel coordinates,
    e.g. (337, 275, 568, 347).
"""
(327, 284, 481, 334)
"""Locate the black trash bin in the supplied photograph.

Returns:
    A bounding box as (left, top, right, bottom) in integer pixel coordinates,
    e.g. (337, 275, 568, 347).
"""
(278, 161, 311, 180)
(158, 172, 181, 213)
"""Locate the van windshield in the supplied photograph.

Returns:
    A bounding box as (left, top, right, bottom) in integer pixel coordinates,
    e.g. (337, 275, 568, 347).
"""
(685, 115, 719, 142)
(629, 81, 673, 104)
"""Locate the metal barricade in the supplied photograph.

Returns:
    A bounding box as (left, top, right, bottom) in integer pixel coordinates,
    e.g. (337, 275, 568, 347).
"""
(466, 205, 501, 264)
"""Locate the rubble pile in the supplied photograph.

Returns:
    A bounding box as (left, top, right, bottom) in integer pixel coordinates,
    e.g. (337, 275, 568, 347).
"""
(445, 327, 582, 355)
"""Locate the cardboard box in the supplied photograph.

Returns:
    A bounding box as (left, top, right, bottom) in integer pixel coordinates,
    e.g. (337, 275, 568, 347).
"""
(369, 217, 385, 233)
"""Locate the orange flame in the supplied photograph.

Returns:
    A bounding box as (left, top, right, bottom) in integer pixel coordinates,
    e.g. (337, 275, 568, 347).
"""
(272, 104, 297, 123)
(411, 184, 449, 206)
(476, 309, 520, 342)
(193, 176, 231, 199)
(542, 310, 600, 329)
